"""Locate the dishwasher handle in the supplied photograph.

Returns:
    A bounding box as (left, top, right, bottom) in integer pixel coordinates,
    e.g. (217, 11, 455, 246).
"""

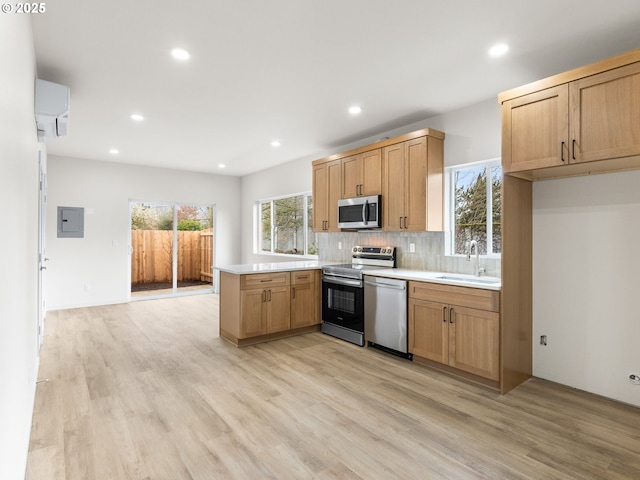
(364, 280, 406, 291)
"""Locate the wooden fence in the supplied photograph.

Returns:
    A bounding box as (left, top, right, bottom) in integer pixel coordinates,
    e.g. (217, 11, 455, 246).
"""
(131, 228, 214, 284)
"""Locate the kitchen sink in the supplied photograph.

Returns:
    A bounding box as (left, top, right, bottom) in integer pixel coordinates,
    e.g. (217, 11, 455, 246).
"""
(435, 275, 501, 285)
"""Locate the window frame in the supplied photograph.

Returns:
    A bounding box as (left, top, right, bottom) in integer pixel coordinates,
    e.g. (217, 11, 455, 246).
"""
(445, 158, 502, 258)
(254, 191, 318, 258)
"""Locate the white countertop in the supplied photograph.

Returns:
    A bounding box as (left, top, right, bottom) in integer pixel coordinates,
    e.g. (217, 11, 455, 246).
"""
(216, 261, 330, 274)
(362, 268, 501, 291)
(216, 262, 501, 290)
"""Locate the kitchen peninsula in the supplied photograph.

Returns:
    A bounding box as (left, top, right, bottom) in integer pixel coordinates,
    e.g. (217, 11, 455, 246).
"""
(217, 262, 324, 347)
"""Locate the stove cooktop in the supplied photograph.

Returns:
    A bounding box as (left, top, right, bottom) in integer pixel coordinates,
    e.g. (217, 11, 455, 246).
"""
(322, 246, 397, 279)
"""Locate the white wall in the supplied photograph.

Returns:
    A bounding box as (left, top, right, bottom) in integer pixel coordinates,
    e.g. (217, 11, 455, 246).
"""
(0, 15, 41, 480)
(46, 156, 241, 309)
(533, 171, 640, 407)
(240, 98, 501, 264)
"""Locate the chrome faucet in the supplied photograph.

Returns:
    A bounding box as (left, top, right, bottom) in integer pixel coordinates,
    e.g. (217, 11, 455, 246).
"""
(467, 240, 485, 276)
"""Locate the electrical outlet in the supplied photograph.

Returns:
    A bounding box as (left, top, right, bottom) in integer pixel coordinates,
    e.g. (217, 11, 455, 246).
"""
(540, 335, 547, 346)
(409, 243, 416, 253)
(338, 242, 342, 250)
(629, 373, 640, 385)
(84, 283, 91, 292)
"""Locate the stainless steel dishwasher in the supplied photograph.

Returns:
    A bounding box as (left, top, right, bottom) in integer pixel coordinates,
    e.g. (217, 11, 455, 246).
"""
(364, 275, 411, 359)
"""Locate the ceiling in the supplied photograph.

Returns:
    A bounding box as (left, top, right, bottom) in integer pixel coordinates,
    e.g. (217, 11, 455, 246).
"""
(32, 0, 640, 177)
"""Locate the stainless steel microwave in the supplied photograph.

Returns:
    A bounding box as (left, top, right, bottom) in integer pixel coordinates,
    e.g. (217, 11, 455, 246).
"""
(337, 195, 382, 229)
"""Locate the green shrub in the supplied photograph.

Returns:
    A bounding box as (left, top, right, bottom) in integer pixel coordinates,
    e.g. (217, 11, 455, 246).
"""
(177, 219, 203, 231)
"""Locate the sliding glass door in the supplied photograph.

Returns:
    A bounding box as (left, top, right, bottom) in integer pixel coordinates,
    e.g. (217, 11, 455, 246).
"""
(130, 201, 215, 298)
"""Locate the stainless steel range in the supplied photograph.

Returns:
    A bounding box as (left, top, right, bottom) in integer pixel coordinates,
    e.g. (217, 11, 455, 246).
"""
(321, 246, 396, 346)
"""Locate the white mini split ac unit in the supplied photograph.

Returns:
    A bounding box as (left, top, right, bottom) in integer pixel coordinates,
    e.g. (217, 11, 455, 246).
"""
(35, 79, 70, 143)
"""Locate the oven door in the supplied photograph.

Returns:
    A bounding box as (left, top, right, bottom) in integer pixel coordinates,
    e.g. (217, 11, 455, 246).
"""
(322, 275, 364, 333)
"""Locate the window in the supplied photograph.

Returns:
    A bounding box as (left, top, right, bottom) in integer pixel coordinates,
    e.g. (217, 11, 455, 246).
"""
(257, 193, 318, 256)
(448, 159, 502, 256)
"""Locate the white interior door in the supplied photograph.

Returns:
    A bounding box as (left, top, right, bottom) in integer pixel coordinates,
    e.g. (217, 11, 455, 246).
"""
(37, 151, 48, 350)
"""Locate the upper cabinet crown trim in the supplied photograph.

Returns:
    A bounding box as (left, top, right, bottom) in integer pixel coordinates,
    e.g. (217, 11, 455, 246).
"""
(498, 47, 640, 104)
(312, 128, 445, 166)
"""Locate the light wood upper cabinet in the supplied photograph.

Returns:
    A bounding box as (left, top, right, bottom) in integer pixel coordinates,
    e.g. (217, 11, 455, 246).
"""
(501, 52, 640, 178)
(383, 136, 443, 232)
(408, 281, 500, 382)
(570, 62, 640, 163)
(312, 128, 444, 232)
(342, 149, 382, 198)
(312, 159, 341, 232)
(382, 142, 405, 230)
(502, 85, 569, 172)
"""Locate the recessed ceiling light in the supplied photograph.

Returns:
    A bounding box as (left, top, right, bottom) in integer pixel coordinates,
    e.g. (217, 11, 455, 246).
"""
(218, 164, 226, 169)
(348, 106, 362, 115)
(271, 140, 281, 147)
(109, 148, 119, 155)
(489, 43, 509, 57)
(171, 48, 190, 61)
(130, 113, 144, 121)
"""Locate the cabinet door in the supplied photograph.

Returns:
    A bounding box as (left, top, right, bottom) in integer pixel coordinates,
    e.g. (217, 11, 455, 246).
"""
(448, 305, 499, 381)
(404, 137, 427, 231)
(361, 149, 382, 196)
(342, 154, 362, 199)
(312, 160, 341, 232)
(240, 289, 267, 338)
(570, 61, 640, 164)
(382, 143, 405, 231)
(502, 85, 569, 172)
(266, 286, 291, 333)
(326, 160, 342, 231)
(312, 163, 328, 231)
(290, 283, 317, 328)
(408, 298, 448, 363)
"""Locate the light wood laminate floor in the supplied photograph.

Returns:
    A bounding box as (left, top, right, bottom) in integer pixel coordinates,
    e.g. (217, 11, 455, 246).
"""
(27, 294, 640, 479)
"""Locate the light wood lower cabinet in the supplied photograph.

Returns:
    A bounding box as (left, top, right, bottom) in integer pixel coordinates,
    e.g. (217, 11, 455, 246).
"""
(220, 270, 320, 346)
(408, 281, 500, 382)
(239, 272, 290, 337)
(290, 270, 321, 329)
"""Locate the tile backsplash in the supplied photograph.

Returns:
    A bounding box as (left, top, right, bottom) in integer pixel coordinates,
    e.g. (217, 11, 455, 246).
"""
(318, 231, 501, 278)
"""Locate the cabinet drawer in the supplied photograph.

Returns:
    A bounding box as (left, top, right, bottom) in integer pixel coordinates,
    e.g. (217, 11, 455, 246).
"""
(408, 281, 499, 312)
(241, 272, 290, 290)
(291, 270, 317, 285)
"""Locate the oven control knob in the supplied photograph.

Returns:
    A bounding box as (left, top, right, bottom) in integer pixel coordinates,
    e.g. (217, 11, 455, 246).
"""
(382, 248, 388, 254)
(357, 247, 362, 252)
(352, 247, 357, 253)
